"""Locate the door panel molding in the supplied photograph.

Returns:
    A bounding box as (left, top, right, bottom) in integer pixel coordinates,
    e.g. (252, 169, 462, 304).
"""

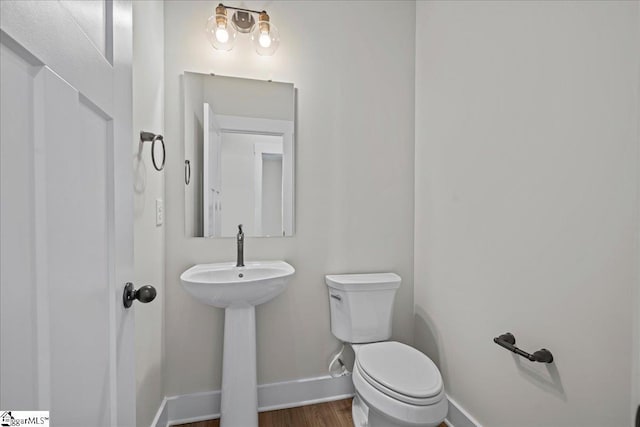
(0, 0, 114, 115)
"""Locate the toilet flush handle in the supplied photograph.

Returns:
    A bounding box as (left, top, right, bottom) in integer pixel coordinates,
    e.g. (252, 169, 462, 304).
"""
(330, 294, 342, 301)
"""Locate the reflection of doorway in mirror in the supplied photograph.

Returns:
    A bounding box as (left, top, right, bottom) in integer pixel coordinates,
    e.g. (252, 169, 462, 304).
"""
(203, 103, 222, 237)
(219, 133, 284, 237)
(254, 144, 283, 236)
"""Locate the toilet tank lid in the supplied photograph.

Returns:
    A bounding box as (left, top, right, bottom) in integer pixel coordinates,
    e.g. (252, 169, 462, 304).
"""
(325, 273, 401, 291)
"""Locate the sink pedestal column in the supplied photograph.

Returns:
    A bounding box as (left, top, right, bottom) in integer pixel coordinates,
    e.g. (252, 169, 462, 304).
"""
(220, 305, 258, 427)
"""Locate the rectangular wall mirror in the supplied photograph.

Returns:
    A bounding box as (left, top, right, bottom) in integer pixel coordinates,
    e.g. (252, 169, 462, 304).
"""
(183, 72, 295, 238)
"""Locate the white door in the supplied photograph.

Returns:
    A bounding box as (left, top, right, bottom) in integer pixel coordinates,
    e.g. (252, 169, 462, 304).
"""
(203, 103, 221, 237)
(0, 1, 135, 426)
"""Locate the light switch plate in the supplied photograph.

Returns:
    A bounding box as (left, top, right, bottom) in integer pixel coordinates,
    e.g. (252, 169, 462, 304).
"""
(156, 199, 164, 226)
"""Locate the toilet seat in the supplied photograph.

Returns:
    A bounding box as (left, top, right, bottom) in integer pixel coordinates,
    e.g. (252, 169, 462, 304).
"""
(352, 358, 448, 426)
(356, 341, 444, 406)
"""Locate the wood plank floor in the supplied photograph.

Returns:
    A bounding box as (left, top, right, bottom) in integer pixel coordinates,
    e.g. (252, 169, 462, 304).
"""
(174, 398, 447, 427)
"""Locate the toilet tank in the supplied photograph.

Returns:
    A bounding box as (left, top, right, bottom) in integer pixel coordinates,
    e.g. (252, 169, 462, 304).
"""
(325, 273, 401, 344)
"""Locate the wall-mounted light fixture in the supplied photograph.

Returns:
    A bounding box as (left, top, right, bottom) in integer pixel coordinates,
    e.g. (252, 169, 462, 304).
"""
(206, 3, 280, 56)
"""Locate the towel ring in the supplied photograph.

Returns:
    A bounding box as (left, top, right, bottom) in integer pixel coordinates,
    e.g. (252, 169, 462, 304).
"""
(151, 135, 165, 171)
(140, 131, 165, 172)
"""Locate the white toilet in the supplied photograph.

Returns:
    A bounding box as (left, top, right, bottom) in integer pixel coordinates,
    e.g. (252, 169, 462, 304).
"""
(326, 273, 448, 427)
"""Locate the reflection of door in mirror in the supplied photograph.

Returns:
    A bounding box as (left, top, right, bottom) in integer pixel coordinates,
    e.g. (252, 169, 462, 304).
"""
(203, 103, 222, 237)
(218, 132, 284, 237)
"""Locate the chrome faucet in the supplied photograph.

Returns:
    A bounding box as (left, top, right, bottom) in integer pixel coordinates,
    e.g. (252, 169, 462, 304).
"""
(236, 224, 244, 267)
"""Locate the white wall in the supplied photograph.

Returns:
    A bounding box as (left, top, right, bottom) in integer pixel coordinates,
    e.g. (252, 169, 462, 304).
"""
(414, 2, 640, 426)
(202, 75, 294, 121)
(132, 2, 165, 426)
(164, 0, 415, 396)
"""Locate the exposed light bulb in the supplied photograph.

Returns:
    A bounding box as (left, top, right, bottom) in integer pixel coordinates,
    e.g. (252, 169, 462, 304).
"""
(216, 27, 229, 43)
(258, 32, 271, 48)
(206, 5, 237, 51)
(252, 11, 279, 55)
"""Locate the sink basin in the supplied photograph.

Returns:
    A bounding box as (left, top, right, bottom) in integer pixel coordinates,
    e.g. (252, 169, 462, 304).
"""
(180, 260, 294, 427)
(180, 261, 294, 308)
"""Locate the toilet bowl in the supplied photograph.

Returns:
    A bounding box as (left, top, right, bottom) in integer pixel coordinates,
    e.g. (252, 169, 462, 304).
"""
(351, 342, 448, 427)
(326, 273, 448, 427)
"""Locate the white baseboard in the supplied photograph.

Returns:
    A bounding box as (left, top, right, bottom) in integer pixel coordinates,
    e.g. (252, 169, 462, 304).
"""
(257, 374, 355, 412)
(150, 377, 482, 427)
(150, 374, 355, 427)
(150, 397, 168, 427)
(444, 394, 482, 427)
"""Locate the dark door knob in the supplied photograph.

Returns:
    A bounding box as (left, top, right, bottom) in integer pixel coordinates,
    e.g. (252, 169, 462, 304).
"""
(123, 282, 157, 308)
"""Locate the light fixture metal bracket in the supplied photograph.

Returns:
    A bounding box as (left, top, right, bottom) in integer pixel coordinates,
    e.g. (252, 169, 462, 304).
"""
(217, 2, 270, 30)
(231, 10, 255, 33)
(217, 3, 265, 15)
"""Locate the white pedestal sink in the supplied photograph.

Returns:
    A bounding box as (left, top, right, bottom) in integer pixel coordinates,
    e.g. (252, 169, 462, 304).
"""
(180, 261, 295, 427)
